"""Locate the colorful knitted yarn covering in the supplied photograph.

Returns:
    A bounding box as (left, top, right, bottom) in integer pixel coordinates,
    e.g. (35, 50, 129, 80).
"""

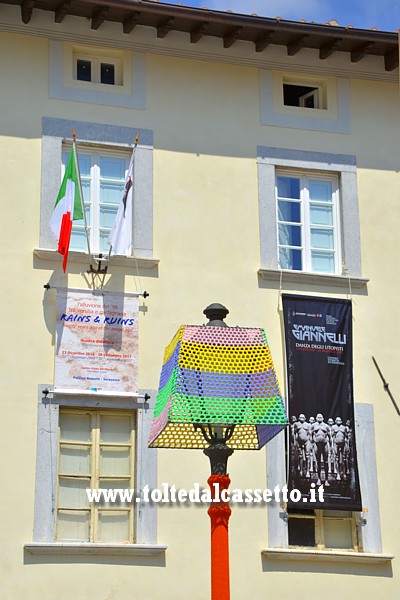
(148, 325, 288, 450)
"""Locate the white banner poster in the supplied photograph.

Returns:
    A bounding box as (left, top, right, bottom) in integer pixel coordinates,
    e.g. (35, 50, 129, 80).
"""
(54, 288, 138, 395)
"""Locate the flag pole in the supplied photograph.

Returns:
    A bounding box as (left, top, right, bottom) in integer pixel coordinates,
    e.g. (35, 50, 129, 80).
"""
(72, 128, 92, 259)
(108, 132, 140, 258)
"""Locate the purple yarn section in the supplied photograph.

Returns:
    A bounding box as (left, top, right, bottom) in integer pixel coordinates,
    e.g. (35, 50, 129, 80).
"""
(148, 398, 172, 445)
(159, 343, 180, 389)
(256, 423, 287, 448)
(175, 367, 280, 398)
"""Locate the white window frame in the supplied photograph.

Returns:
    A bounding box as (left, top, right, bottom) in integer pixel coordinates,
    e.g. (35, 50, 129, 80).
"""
(276, 169, 342, 275)
(299, 88, 320, 109)
(62, 145, 130, 256)
(257, 146, 367, 289)
(56, 408, 136, 544)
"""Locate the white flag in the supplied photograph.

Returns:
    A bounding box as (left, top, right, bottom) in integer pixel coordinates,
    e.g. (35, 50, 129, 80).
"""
(108, 150, 134, 255)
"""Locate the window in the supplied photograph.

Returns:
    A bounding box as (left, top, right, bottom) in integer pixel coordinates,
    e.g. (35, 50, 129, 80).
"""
(276, 171, 341, 274)
(49, 42, 146, 109)
(39, 119, 155, 265)
(283, 84, 321, 109)
(259, 71, 351, 134)
(265, 404, 384, 556)
(62, 147, 130, 255)
(57, 409, 135, 543)
(288, 508, 360, 550)
(257, 146, 366, 287)
(30, 386, 160, 552)
(74, 54, 122, 86)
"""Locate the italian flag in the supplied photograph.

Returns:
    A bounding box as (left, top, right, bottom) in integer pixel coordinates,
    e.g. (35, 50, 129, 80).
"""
(49, 145, 83, 272)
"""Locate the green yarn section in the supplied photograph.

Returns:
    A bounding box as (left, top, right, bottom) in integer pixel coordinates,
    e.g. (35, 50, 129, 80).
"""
(168, 393, 287, 425)
(154, 368, 178, 418)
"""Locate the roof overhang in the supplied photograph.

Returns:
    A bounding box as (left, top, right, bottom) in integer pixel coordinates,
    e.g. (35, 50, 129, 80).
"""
(2, 0, 399, 71)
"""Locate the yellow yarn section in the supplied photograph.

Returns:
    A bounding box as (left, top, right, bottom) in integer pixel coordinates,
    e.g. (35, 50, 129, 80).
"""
(150, 422, 260, 450)
(163, 325, 184, 364)
(177, 340, 275, 373)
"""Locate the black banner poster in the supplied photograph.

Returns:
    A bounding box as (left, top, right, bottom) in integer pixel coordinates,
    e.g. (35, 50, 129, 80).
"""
(283, 294, 362, 511)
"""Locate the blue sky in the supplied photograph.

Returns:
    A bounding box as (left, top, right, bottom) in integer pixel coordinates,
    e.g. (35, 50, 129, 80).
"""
(181, 0, 400, 32)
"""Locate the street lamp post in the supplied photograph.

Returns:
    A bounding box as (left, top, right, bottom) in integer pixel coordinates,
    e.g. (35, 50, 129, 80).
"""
(149, 304, 288, 600)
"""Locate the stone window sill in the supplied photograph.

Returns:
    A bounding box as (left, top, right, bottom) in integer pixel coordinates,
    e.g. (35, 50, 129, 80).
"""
(262, 547, 393, 564)
(258, 268, 369, 289)
(25, 542, 167, 557)
(34, 248, 159, 270)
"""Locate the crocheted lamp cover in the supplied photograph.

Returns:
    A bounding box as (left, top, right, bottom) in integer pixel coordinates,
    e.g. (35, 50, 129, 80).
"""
(148, 325, 288, 450)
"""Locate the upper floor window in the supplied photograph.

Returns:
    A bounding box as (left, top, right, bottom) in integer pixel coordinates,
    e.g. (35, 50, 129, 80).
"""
(74, 54, 122, 86)
(283, 84, 321, 109)
(276, 171, 341, 274)
(63, 147, 130, 255)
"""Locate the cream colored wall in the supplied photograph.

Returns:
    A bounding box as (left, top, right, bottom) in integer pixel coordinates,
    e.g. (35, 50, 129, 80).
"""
(1, 23, 400, 600)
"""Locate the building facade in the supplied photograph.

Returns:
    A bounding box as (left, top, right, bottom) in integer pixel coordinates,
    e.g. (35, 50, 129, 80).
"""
(0, 1, 399, 598)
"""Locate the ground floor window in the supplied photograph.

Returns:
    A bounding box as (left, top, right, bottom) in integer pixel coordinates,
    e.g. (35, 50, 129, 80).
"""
(288, 508, 360, 550)
(57, 408, 135, 543)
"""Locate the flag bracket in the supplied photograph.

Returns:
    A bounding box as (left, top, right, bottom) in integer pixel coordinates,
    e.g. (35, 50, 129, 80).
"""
(88, 254, 108, 275)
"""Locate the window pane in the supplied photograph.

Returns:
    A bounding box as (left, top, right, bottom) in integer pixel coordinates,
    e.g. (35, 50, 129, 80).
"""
(324, 510, 352, 518)
(76, 59, 91, 82)
(288, 518, 316, 547)
(309, 180, 332, 202)
(323, 518, 354, 549)
(81, 179, 91, 204)
(59, 445, 90, 476)
(100, 206, 118, 228)
(100, 157, 125, 180)
(278, 224, 301, 247)
(70, 228, 89, 252)
(57, 510, 90, 541)
(78, 155, 91, 177)
(100, 415, 132, 443)
(310, 204, 333, 226)
(101, 63, 115, 85)
(58, 477, 90, 508)
(100, 446, 131, 476)
(278, 200, 301, 223)
(279, 247, 302, 270)
(99, 230, 112, 254)
(100, 182, 124, 205)
(98, 511, 130, 542)
(277, 176, 300, 199)
(98, 479, 130, 506)
(60, 413, 91, 442)
(311, 228, 334, 250)
(99, 478, 130, 488)
(311, 251, 335, 273)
